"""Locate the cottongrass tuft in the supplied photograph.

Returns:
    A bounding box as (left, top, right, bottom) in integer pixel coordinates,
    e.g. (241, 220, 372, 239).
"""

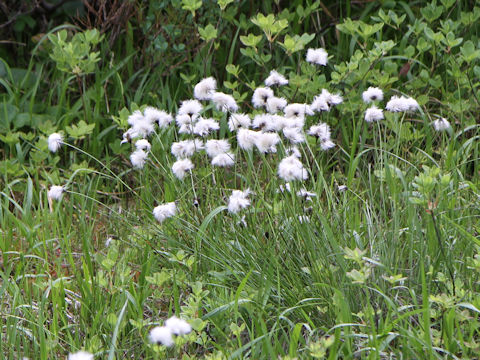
(194, 77, 217, 100)
(48, 185, 64, 200)
(135, 139, 151, 151)
(362, 87, 384, 103)
(149, 326, 174, 347)
(266, 96, 288, 114)
(171, 139, 204, 159)
(254, 132, 280, 153)
(211, 92, 238, 112)
(178, 99, 203, 117)
(211, 153, 235, 167)
(153, 202, 177, 223)
(278, 155, 308, 181)
(265, 70, 288, 87)
(228, 189, 251, 214)
(237, 129, 259, 150)
(252, 87, 274, 108)
(205, 139, 230, 158)
(67, 351, 94, 360)
(284, 103, 313, 118)
(364, 106, 384, 122)
(144, 107, 172, 127)
(164, 316, 192, 336)
(130, 149, 148, 169)
(193, 118, 220, 136)
(306, 48, 328, 65)
(228, 113, 251, 131)
(433, 117, 451, 131)
(48, 133, 63, 153)
(172, 158, 194, 180)
(385, 95, 419, 112)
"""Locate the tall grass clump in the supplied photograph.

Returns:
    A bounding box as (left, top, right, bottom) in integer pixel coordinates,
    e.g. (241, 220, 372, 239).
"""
(1, 1, 480, 359)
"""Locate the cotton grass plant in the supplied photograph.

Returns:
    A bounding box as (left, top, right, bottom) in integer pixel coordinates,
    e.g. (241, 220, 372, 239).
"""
(3, 2, 480, 359)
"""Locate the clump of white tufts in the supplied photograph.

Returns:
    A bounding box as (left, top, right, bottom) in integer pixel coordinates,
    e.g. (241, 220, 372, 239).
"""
(149, 326, 174, 347)
(252, 87, 274, 108)
(254, 132, 280, 153)
(48, 185, 64, 200)
(67, 351, 94, 360)
(228, 189, 251, 214)
(130, 149, 148, 169)
(283, 127, 305, 144)
(178, 99, 203, 117)
(127, 110, 144, 126)
(144, 107, 172, 127)
(153, 202, 177, 223)
(362, 87, 384, 103)
(308, 123, 335, 151)
(433, 118, 451, 132)
(172, 158, 194, 180)
(48, 133, 63, 153)
(266, 97, 287, 114)
(237, 129, 259, 150)
(194, 77, 217, 100)
(171, 139, 203, 159)
(205, 139, 230, 158)
(278, 155, 308, 181)
(165, 316, 192, 336)
(310, 95, 329, 112)
(306, 48, 328, 65)
(193, 118, 220, 136)
(135, 139, 151, 151)
(212, 92, 238, 112)
(211, 153, 235, 167)
(364, 106, 384, 123)
(385, 96, 419, 112)
(265, 70, 288, 87)
(284, 103, 313, 118)
(228, 113, 251, 131)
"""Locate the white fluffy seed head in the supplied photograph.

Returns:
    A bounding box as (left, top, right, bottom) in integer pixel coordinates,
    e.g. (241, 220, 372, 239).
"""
(211, 92, 238, 112)
(306, 48, 328, 65)
(252, 87, 274, 108)
(385, 96, 419, 112)
(278, 155, 308, 181)
(149, 326, 174, 347)
(178, 99, 203, 117)
(283, 127, 305, 144)
(194, 77, 217, 100)
(266, 97, 287, 114)
(153, 202, 177, 223)
(130, 149, 148, 169)
(211, 153, 235, 167)
(228, 189, 251, 214)
(135, 139, 151, 151)
(165, 316, 192, 336)
(265, 70, 288, 87)
(433, 118, 451, 131)
(237, 129, 259, 150)
(284, 103, 313, 118)
(228, 113, 251, 131)
(254, 132, 280, 153)
(48, 185, 64, 200)
(127, 110, 144, 126)
(364, 106, 384, 123)
(67, 351, 94, 360)
(193, 118, 220, 136)
(171, 139, 204, 159)
(362, 87, 384, 103)
(172, 158, 194, 180)
(206, 139, 231, 158)
(48, 133, 63, 153)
